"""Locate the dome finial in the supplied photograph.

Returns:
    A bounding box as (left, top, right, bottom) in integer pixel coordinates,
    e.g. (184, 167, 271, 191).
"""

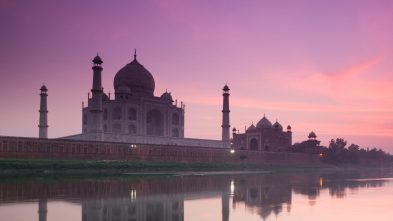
(134, 49, 137, 60)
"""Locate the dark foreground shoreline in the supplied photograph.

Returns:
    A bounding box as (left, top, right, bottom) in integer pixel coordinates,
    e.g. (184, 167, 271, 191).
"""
(0, 158, 390, 176)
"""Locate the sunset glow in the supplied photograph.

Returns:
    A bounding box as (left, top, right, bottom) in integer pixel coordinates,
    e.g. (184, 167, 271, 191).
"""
(0, 0, 392, 151)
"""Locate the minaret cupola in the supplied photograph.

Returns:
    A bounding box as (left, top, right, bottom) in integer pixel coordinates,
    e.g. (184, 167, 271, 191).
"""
(92, 54, 103, 65)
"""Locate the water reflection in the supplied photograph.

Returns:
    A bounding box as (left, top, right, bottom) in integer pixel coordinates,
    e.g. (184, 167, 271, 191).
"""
(232, 174, 292, 219)
(0, 170, 392, 221)
(82, 195, 184, 221)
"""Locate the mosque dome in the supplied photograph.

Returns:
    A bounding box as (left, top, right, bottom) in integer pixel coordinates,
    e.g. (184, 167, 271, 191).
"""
(273, 121, 283, 130)
(256, 116, 273, 128)
(114, 55, 155, 96)
(247, 124, 256, 131)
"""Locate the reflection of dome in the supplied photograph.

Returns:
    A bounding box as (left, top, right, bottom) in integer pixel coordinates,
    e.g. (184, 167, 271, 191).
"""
(256, 116, 272, 128)
(161, 91, 173, 103)
(273, 121, 283, 130)
(308, 131, 317, 139)
(114, 57, 155, 96)
(247, 124, 256, 131)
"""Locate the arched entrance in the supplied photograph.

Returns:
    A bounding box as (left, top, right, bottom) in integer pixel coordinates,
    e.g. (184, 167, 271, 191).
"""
(250, 138, 259, 150)
(146, 109, 164, 136)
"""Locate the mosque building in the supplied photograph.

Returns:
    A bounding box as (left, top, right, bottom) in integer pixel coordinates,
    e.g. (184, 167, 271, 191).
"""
(231, 116, 292, 151)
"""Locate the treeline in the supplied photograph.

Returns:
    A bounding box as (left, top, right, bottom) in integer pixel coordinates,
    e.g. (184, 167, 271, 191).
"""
(320, 138, 393, 166)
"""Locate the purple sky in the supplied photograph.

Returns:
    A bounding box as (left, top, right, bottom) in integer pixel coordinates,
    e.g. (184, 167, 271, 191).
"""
(1, 0, 393, 152)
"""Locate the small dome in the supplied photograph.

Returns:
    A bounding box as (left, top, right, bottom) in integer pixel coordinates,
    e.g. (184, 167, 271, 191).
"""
(256, 116, 272, 128)
(223, 84, 230, 91)
(273, 121, 283, 130)
(116, 85, 131, 94)
(102, 93, 109, 101)
(287, 125, 292, 130)
(247, 124, 256, 131)
(92, 55, 103, 64)
(114, 56, 155, 97)
(308, 131, 317, 139)
(40, 85, 47, 91)
(161, 91, 173, 103)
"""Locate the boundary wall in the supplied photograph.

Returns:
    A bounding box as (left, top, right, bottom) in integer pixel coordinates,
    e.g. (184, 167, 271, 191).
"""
(0, 136, 320, 165)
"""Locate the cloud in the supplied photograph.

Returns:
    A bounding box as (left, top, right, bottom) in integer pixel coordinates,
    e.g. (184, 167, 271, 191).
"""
(325, 56, 381, 80)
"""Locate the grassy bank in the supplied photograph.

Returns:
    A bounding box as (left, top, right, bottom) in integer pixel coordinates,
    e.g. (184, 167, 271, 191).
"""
(0, 158, 328, 175)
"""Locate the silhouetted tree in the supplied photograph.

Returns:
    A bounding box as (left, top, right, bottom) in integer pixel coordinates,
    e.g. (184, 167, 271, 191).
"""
(329, 138, 347, 153)
(320, 138, 392, 167)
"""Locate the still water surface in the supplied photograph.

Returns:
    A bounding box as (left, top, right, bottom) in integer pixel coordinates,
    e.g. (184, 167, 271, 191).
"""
(0, 170, 392, 221)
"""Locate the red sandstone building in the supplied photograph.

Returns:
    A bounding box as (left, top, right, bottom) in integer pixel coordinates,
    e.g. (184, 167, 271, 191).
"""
(232, 116, 292, 151)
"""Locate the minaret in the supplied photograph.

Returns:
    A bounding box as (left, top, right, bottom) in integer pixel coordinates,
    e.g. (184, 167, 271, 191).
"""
(38, 199, 47, 221)
(38, 85, 48, 138)
(222, 84, 230, 148)
(90, 54, 104, 138)
(222, 191, 230, 221)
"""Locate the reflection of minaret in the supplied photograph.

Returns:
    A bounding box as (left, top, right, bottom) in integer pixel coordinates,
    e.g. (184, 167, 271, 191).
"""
(38, 85, 48, 138)
(38, 199, 47, 221)
(221, 85, 230, 148)
(90, 54, 104, 140)
(222, 190, 230, 221)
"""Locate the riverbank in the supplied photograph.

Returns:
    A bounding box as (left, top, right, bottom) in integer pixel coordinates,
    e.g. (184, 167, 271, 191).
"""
(0, 158, 330, 176)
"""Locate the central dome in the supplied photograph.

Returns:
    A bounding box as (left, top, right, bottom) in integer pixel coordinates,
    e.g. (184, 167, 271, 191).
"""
(256, 116, 273, 129)
(114, 57, 155, 96)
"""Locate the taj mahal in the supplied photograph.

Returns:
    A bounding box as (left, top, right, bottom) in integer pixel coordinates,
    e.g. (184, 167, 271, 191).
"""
(36, 51, 319, 151)
(55, 51, 231, 148)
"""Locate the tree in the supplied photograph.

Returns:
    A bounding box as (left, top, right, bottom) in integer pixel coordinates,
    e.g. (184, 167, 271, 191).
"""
(321, 138, 393, 166)
(328, 138, 347, 153)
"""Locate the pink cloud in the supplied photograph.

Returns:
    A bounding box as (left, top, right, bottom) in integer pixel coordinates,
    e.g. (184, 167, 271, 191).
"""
(326, 57, 381, 80)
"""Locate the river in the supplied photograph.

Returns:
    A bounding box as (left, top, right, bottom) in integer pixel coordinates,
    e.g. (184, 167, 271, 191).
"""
(0, 169, 392, 221)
